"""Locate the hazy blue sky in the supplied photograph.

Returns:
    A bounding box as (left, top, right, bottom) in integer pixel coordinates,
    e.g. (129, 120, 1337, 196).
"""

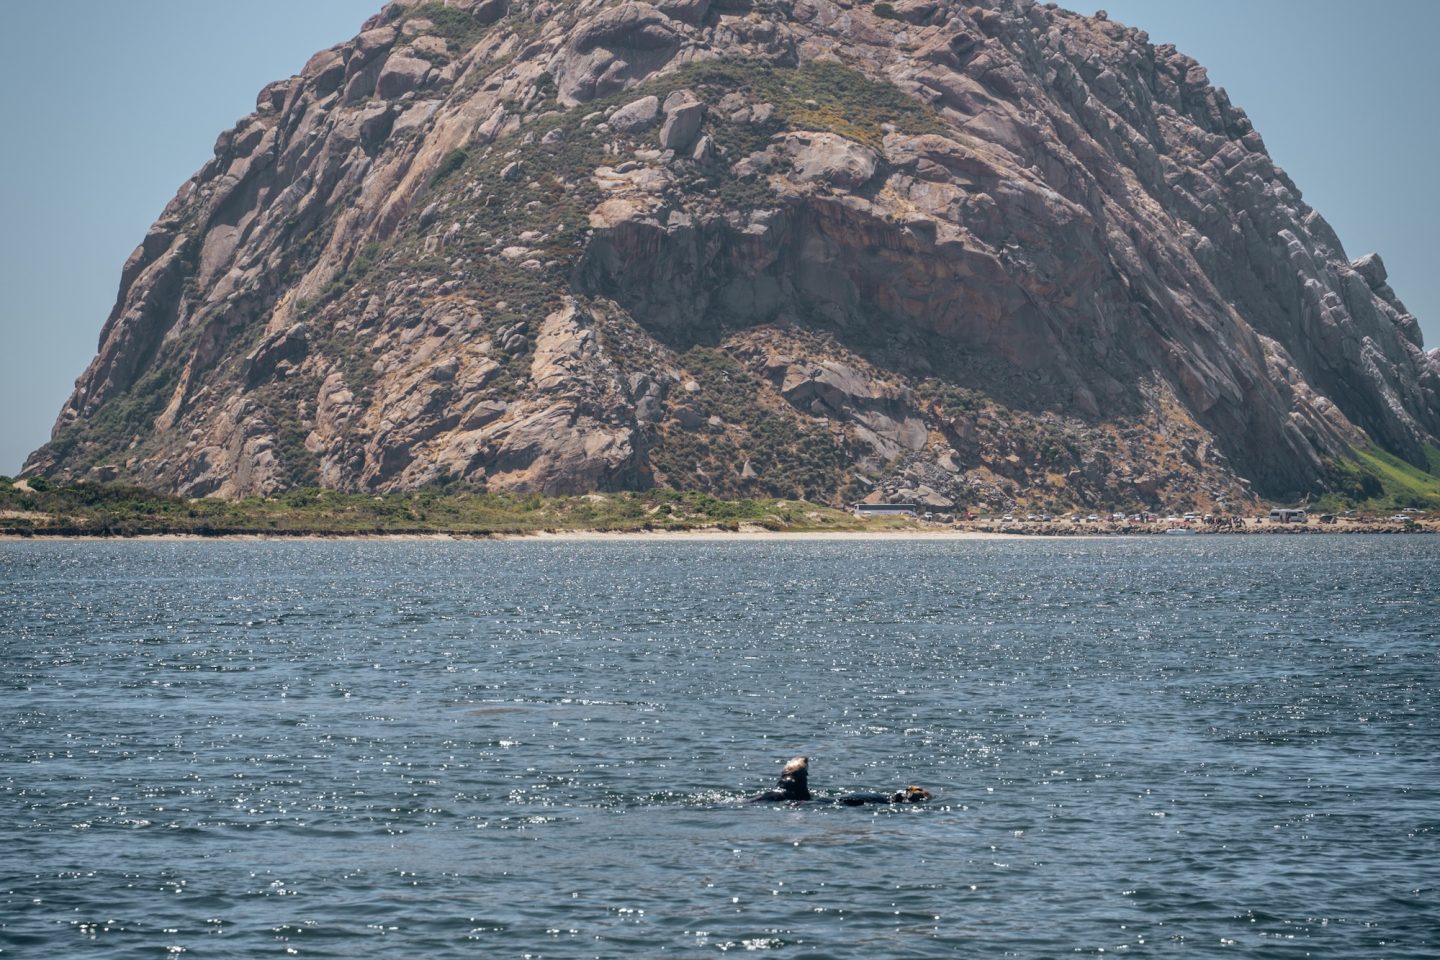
(1, 1, 1435, 476)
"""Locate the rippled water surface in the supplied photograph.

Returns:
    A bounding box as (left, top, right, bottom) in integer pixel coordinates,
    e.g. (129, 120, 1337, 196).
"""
(2, 536, 1436, 957)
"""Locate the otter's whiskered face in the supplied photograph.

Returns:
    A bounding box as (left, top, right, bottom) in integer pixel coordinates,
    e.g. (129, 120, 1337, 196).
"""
(894, 785, 931, 803)
(776, 756, 811, 800)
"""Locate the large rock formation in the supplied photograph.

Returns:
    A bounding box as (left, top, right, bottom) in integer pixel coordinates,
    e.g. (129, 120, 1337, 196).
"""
(25, 0, 1440, 510)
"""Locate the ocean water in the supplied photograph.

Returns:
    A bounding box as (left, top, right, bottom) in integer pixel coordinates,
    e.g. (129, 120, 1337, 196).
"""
(1, 535, 1435, 958)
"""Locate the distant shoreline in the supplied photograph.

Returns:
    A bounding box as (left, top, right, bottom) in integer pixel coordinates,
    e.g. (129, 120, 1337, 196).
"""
(1, 522, 1432, 543)
(3, 479, 1432, 541)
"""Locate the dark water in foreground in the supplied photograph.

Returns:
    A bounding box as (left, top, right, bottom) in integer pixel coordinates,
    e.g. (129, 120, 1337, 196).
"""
(1, 536, 1436, 958)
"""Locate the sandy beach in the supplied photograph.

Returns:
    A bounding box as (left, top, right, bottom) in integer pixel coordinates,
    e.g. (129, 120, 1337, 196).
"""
(502, 524, 1033, 541)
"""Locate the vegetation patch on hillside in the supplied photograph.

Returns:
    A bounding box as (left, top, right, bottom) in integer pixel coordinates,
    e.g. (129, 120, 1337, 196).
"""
(40, 360, 181, 478)
(649, 346, 855, 502)
(394, 2, 500, 50)
(1317, 443, 1440, 510)
(0, 480, 878, 537)
(669, 59, 948, 150)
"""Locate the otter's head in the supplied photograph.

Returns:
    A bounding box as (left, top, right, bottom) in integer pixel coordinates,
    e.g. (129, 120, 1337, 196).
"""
(776, 756, 811, 800)
(892, 785, 931, 803)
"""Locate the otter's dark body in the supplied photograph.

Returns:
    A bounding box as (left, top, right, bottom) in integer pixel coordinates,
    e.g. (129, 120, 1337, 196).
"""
(831, 787, 931, 805)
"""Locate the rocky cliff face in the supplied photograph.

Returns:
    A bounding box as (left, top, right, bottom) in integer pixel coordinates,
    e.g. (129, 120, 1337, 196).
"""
(26, 0, 1440, 510)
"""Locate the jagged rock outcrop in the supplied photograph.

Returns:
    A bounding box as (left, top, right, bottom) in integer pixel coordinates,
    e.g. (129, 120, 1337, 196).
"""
(25, 0, 1440, 509)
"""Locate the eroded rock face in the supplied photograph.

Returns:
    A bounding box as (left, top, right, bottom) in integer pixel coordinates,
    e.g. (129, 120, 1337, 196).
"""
(777, 132, 877, 190)
(610, 94, 660, 132)
(555, 1, 685, 104)
(658, 89, 705, 150)
(480, 301, 644, 492)
(24, 0, 1439, 511)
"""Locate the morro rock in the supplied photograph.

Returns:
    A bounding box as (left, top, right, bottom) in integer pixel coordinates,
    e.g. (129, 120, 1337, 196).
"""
(24, 0, 1440, 510)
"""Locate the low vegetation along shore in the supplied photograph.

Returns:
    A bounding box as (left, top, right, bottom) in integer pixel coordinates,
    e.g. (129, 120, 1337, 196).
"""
(0, 478, 1433, 539)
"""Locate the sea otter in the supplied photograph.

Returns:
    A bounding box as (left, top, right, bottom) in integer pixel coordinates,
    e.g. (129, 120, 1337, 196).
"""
(834, 785, 933, 805)
(747, 755, 813, 802)
(746, 757, 931, 805)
